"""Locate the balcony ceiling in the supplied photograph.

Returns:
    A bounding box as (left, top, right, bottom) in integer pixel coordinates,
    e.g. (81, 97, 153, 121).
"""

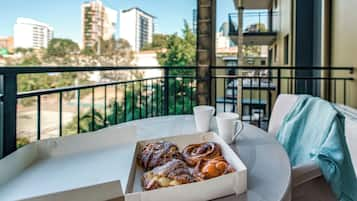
(233, 0, 273, 9)
(230, 32, 277, 46)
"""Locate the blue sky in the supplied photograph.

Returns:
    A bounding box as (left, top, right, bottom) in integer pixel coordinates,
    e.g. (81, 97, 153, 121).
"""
(0, 0, 237, 44)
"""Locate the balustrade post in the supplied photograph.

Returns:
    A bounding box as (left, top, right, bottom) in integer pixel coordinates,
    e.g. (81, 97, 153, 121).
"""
(277, 69, 281, 95)
(164, 67, 169, 115)
(0, 73, 17, 158)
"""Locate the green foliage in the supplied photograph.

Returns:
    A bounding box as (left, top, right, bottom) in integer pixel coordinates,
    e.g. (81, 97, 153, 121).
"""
(244, 46, 262, 57)
(17, 137, 30, 148)
(81, 47, 95, 56)
(142, 34, 169, 50)
(17, 72, 89, 107)
(63, 79, 196, 135)
(47, 38, 79, 57)
(157, 21, 196, 67)
(64, 82, 160, 134)
(99, 38, 135, 80)
(15, 48, 34, 54)
(21, 55, 41, 66)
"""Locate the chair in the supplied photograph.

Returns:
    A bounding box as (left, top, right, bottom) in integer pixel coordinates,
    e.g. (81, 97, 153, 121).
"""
(268, 94, 336, 200)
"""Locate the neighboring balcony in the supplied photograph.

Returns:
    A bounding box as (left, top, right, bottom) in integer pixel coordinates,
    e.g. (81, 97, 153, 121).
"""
(233, 0, 273, 10)
(228, 11, 278, 46)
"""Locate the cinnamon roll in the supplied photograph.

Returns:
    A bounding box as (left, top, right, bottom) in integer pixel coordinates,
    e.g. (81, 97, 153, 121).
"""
(142, 159, 199, 191)
(194, 156, 235, 179)
(137, 141, 182, 171)
(182, 142, 222, 166)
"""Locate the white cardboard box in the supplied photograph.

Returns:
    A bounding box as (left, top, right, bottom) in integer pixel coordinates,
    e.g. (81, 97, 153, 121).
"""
(0, 125, 137, 201)
(0, 128, 247, 201)
(125, 132, 247, 201)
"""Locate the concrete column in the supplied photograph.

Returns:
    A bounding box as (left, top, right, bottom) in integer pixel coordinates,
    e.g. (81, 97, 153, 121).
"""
(237, 0, 244, 66)
(236, 1, 244, 116)
(196, 0, 216, 105)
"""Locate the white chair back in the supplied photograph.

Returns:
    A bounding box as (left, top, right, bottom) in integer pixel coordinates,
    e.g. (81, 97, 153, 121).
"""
(269, 96, 357, 173)
(268, 94, 298, 136)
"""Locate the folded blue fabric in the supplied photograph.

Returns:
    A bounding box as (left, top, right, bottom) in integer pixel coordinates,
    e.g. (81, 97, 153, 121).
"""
(276, 95, 357, 201)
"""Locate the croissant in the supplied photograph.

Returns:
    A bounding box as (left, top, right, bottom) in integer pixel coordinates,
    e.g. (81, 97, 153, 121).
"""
(142, 159, 199, 190)
(182, 142, 222, 166)
(137, 141, 183, 171)
(194, 156, 235, 179)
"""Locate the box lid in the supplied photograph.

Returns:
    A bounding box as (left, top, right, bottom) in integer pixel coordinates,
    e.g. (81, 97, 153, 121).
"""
(0, 125, 137, 201)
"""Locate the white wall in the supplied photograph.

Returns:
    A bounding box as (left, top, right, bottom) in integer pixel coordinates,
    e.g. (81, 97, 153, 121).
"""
(103, 7, 118, 40)
(120, 10, 137, 51)
(120, 9, 154, 52)
(14, 23, 33, 48)
(133, 52, 161, 78)
(331, 0, 357, 107)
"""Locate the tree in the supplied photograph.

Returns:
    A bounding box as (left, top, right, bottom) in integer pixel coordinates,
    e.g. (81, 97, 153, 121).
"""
(63, 77, 195, 135)
(64, 82, 159, 134)
(15, 48, 34, 54)
(142, 34, 169, 50)
(81, 47, 95, 56)
(157, 20, 196, 68)
(21, 55, 41, 66)
(99, 38, 136, 81)
(155, 20, 197, 114)
(46, 38, 79, 57)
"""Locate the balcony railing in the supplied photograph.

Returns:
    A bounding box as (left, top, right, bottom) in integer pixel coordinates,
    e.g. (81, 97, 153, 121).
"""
(0, 66, 354, 158)
(228, 11, 278, 35)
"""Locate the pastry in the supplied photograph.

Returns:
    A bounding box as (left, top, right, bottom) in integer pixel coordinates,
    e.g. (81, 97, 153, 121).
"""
(137, 141, 182, 171)
(182, 142, 222, 166)
(142, 159, 199, 190)
(194, 156, 235, 179)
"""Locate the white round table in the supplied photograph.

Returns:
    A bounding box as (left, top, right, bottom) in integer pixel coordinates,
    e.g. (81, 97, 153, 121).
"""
(121, 115, 291, 201)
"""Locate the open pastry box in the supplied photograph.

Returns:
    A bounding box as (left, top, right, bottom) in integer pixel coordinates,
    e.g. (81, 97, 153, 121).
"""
(0, 126, 246, 201)
(124, 132, 247, 201)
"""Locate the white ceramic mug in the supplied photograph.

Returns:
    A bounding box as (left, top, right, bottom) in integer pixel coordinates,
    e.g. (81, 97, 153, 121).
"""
(193, 105, 215, 132)
(216, 112, 244, 144)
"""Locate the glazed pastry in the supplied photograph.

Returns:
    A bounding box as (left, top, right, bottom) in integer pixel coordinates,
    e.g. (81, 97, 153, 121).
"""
(137, 141, 182, 171)
(142, 159, 199, 190)
(194, 156, 235, 179)
(182, 142, 222, 166)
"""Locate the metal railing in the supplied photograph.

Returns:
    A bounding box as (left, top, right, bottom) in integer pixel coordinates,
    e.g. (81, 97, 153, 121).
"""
(212, 66, 354, 129)
(228, 11, 278, 34)
(0, 66, 354, 158)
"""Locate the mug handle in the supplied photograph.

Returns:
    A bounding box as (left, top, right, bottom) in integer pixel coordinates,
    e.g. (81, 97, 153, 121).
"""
(211, 108, 216, 116)
(232, 120, 244, 142)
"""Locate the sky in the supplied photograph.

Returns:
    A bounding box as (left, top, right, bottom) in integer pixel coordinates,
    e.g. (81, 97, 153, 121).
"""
(0, 0, 238, 44)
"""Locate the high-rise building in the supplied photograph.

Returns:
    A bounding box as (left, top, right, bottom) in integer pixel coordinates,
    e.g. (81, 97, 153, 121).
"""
(119, 7, 155, 52)
(13, 18, 54, 49)
(81, 0, 118, 49)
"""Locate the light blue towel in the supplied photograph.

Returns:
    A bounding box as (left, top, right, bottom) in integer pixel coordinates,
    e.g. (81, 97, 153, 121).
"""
(276, 95, 357, 201)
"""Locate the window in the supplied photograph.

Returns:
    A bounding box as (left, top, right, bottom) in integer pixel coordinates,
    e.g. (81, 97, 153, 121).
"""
(284, 35, 289, 65)
(260, 60, 266, 66)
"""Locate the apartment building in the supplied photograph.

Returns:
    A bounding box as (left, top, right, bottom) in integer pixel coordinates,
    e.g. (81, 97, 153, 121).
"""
(228, 0, 357, 108)
(81, 0, 118, 49)
(13, 18, 54, 49)
(119, 7, 155, 52)
(272, 0, 357, 107)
